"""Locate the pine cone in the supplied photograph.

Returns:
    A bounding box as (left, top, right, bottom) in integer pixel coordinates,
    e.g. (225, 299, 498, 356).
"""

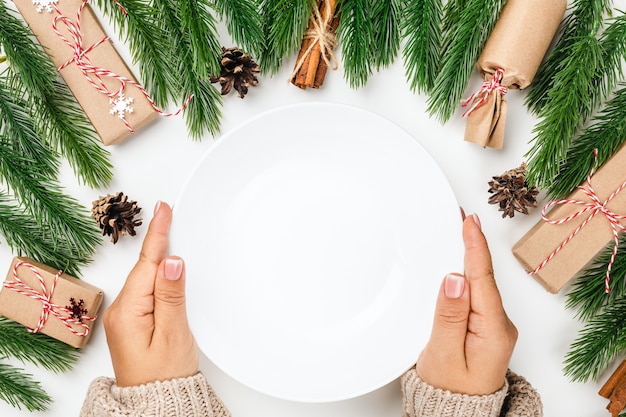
(91, 192, 142, 244)
(488, 163, 539, 218)
(210, 47, 260, 98)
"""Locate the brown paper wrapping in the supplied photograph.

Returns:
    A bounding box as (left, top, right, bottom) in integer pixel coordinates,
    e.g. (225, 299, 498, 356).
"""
(465, 0, 567, 148)
(512, 144, 626, 293)
(0, 257, 104, 348)
(13, 0, 158, 145)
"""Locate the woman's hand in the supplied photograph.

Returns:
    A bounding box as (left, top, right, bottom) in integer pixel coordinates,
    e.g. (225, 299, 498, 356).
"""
(103, 201, 199, 387)
(416, 213, 517, 395)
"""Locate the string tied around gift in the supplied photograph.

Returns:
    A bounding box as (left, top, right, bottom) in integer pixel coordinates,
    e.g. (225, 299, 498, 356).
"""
(289, 0, 339, 82)
(529, 149, 626, 294)
(3, 260, 95, 336)
(461, 68, 507, 118)
(49, 0, 192, 134)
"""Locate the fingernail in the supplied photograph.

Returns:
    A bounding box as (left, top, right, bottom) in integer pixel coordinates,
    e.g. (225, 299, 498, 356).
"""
(460, 207, 466, 220)
(164, 258, 183, 281)
(154, 200, 162, 216)
(444, 273, 465, 299)
(471, 213, 482, 230)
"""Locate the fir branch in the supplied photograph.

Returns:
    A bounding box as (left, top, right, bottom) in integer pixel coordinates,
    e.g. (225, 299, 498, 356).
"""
(180, 0, 222, 79)
(0, 2, 113, 188)
(526, 0, 613, 115)
(566, 235, 626, 321)
(401, 0, 443, 93)
(426, 0, 504, 122)
(524, 35, 603, 188)
(153, 0, 222, 138)
(337, 0, 375, 88)
(95, 0, 174, 107)
(549, 84, 626, 199)
(210, 0, 264, 60)
(0, 362, 51, 412)
(0, 317, 78, 374)
(371, 0, 400, 70)
(260, 0, 314, 74)
(563, 296, 626, 382)
(0, 193, 83, 275)
(0, 138, 99, 269)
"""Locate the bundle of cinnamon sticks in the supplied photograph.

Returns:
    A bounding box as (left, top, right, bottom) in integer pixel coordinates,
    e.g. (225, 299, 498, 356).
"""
(290, 0, 340, 89)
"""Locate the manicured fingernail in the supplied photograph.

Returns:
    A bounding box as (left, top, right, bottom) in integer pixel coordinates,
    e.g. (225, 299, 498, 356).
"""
(154, 200, 162, 216)
(460, 207, 466, 220)
(164, 258, 183, 281)
(444, 273, 465, 299)
(471, 213, 481, 230)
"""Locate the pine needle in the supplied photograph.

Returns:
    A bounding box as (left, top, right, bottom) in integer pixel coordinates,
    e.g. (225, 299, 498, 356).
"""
(549, 84, 626, 199)
(260, 0, 313, 74)
(401, 0, 443, 93)
(525, 0, 613, 115)
(210, 0, 264, 60)
(0, 363, 51, 412)
(0, 317, 78, 374)
(566, 235, 626, 321)
(426, 0, 504, 122)
(371, 0, 400, 70)
(0, 2, 112, 188)
(337, 0, 375, 88)
(563, 296, 626, 382)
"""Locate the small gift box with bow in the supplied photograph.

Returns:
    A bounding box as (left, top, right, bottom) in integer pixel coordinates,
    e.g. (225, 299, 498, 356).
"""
(513, 146, 626, 294)
(0, 257, 104, 348)
(14, 0, 159, 145)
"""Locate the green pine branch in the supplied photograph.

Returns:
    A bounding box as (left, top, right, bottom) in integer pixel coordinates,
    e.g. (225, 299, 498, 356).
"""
(563, 296, 626, 382)
(260, 0, 313, 74)
(210, 0, 264, 60)
(566, 235, 626, 321)
(401, 0, 443, 93)
(526, 0, 613, 115)
(0, 2, 113, 188)
(0, 317, 78, 374)
(337, 0, 375, 88)
(426, 0, 504, 122)
(97, 0, 222, 138)
(371, 0, 400, 70)
(0, 362, 51, 412)
(525, 12, 626, 189)
(549, 84, 626, 199)
(0, 136, 99, 272)
(0, 193, 83, 276)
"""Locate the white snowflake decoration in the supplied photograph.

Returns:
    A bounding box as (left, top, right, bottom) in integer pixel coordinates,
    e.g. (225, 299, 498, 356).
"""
(32, 0, 58, 13)
(109, 93, 134, 119)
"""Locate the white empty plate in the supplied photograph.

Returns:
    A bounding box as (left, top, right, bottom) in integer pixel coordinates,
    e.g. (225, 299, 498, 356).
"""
(171, 103, 463, 402)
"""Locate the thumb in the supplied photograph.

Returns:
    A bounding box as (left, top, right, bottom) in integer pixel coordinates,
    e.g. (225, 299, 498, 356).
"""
(153, 256, 189, 334)
(427, 273, 471, 357)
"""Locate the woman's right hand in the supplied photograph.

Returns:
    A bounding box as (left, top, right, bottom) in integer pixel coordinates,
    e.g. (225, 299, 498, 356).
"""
(416, 213, 518, 395)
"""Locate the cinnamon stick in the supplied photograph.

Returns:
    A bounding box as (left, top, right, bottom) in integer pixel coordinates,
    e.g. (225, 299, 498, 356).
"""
(600, 360, 626, 398)
(290, 0, 338, 89)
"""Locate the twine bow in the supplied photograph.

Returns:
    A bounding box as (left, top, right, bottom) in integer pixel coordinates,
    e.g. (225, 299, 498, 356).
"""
(530, 150, 626, 294)
(3, 261, 95, 336)
(49, 0, 191, 133)
(462, 68, 508, 118)
(289, 0, 339, 80)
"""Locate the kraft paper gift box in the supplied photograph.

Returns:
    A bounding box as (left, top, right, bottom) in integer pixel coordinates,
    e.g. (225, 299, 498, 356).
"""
(0, 256, 104, 348)
(14, 0, 158, 145)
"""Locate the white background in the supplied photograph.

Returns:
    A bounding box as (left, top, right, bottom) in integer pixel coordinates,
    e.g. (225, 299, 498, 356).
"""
(0, 1, 622, 416)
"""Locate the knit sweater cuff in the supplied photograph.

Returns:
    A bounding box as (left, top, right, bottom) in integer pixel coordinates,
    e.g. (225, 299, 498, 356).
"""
(80, 372, 231, 417)
(401, 368, 508, 417)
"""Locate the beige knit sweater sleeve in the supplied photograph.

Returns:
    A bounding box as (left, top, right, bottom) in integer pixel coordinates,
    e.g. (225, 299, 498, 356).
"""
(79, 372, 231, 417)
(401, 368, 543, 417)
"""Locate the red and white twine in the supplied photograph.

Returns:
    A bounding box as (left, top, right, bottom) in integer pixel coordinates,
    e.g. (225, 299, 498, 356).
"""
(530, 150, 626, 294)
(3, 261, 95, 336)
(461, 68, 507, 118)
(49, 0, 192, 133)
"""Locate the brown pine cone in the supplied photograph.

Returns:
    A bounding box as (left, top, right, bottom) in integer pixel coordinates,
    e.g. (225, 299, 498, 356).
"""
(488, 163, 539, 218)
(210, 47, 260, 98)
(91, 192, 142, 244)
